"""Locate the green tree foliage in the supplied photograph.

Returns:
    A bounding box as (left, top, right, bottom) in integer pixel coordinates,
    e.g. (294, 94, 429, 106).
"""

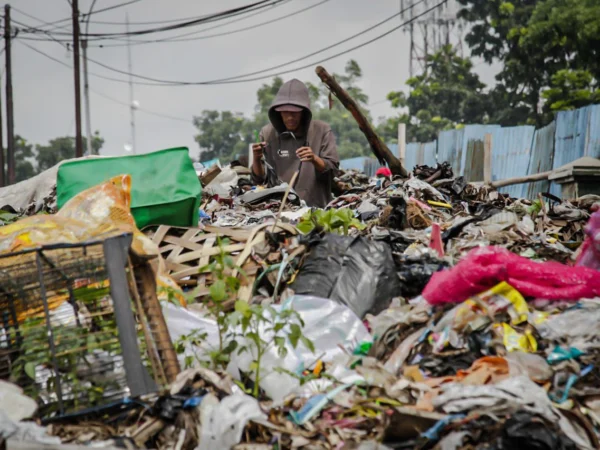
(14, 136, 36, 183)
(36, 133, 104, 173)
(457, 0, 600, 125)
(194, 60, 372, 163)
(378, 45, 491, 143)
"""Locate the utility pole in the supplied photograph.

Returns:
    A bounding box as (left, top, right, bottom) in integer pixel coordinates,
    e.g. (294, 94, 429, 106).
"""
(0, 67, 4, 187)
(82, 0, 97, 156)
(126, 14, 136, 154)
(82, 40, 93, 156)
(72, 0, 83, 158)
(5, 4, 14, 184)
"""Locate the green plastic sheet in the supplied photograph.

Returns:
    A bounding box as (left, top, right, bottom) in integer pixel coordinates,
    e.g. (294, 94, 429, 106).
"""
(57, 147, 201, 229)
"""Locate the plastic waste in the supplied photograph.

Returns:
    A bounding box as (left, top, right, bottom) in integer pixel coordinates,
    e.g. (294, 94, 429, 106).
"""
(506, 352, 553, 382)
(395, 254, 449, 299)
(496, 412, 578, 450)
(163, 296, 371, 404)
(547, 346, 584, 364)
(423, 246, 600, 305)
(57, 147, 201, 228)
(197, 391, 266, 450)
(497, 323, 537, 353)
(291, 233, 401, 318)
(576, 209, 600, 270)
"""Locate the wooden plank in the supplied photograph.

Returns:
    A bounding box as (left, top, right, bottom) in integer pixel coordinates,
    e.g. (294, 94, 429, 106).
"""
(484, 133, 492, 184)
(174, 243, 246, 265)
(199, 236, 217, 268)
(7, 440, 122, 450)
(151, 225, 170, 244)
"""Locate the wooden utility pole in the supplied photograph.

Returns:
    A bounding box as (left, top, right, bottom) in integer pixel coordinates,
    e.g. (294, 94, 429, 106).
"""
(315, 65, 408, 177)
(0, 18, 4, 187)
(72, 0, 83, 158)
(5, 5, 14, 184)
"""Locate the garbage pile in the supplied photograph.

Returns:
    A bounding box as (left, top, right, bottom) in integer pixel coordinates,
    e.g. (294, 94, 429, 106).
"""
(2, 158, 600, 450)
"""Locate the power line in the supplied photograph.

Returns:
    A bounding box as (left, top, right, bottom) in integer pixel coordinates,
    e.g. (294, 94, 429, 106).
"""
(20, 0, 446, 88)
(18, 40, 172, 86)
(94, 0, 329, 48)
(90, 89, 191, 123)
(84, 0, 431, 85)
(21, 0, 282, 39)
(16, 38, 192, 121)
(12, 0, 143, 32)
(89, 0, 290, 27)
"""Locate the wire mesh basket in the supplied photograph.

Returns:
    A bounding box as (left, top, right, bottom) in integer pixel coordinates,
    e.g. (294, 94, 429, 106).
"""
(0, 233, 179, 418)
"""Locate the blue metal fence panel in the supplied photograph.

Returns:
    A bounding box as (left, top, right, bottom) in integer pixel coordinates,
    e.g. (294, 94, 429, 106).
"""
(340, 156, 371, 172)
(587, 104, 600, 158)
(405, 142, 420, 172)
(423, 141, 437, 167)
(527, 121, 556, 199)
(437, 129, 464, 174)
(460, 125, 501, 180)
(388, 143, 400, 158)
(491, 125, 536, 198)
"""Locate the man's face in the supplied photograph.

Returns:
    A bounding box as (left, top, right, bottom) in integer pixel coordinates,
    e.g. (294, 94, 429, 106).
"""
(281, 111, 302, 132)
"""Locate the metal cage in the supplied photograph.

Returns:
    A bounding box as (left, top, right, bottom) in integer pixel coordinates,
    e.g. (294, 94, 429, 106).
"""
(0, 233, 179, 418)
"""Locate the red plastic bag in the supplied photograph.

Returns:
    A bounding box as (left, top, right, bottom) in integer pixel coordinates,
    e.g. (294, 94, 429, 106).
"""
(423, 246, 600, 305)
(576, 209, 600, 271)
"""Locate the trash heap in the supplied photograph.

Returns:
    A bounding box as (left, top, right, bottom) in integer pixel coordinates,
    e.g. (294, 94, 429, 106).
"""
(2, 158, 600, 450)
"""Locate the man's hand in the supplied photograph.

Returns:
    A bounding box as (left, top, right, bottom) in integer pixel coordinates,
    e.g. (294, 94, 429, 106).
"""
(252, 142, 266, 160)
(251, 142, 266, 179)
(297, 146, 326, 172)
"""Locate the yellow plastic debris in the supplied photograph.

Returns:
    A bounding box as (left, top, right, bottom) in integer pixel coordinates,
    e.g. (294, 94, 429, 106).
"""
(427, 200, 453, 209)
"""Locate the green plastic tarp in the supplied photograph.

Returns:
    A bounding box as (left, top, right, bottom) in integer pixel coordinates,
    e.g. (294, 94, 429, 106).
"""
(56, 147, 201, 229)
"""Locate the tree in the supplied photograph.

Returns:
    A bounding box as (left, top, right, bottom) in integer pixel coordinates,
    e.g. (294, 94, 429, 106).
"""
(14, 136, 36, 183)
(379, 45, 491, 143)
(36, 133, 104, 173)
(457, 0, 600, 125)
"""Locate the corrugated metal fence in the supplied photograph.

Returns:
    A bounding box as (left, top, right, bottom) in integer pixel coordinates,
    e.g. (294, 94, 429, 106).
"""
(339, 103, 600, 198)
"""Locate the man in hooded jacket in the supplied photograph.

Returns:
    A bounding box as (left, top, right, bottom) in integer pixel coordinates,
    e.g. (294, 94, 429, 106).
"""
(251, 79, 340, 208)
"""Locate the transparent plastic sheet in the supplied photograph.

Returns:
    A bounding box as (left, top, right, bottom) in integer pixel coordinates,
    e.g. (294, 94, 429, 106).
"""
(423, 246, 600, 305)
(162, 296, 371, 404)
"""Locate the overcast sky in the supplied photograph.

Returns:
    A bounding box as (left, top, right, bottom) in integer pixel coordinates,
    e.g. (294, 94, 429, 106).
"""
(12, 0, 499, 160)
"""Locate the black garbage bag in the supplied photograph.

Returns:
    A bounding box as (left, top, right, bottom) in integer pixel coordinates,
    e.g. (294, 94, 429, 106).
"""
(291, 233, 401, 318)
(490, 412, 578, 450)
(394, 254, 449, 299)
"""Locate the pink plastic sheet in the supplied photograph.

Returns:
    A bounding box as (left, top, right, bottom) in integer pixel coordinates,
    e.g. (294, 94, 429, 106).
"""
(576, 210, 600, 271)
(423, 246, 600, 305)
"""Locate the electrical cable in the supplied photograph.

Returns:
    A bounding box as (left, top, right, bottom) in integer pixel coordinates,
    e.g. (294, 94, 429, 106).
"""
(84, 0, 434, 85)
(90, 89, 191, 122)
(21, 0, 281, 39)
(19, 0, 446, 88)
(18, 40, 174, 86)
(12, 0, 290, 45)
(94, 0, 330, 48)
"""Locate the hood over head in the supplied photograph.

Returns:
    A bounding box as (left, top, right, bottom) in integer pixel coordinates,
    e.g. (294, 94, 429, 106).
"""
(268, 79, 312, 134)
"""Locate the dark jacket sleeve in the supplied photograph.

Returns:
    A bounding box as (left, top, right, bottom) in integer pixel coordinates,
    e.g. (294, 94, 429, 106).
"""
(317, 127, 339, 177)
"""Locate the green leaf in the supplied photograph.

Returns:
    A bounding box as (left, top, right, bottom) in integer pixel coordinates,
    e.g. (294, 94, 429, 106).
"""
(209, 279, 228, 302)
(289, 324, 301, 348)
(300, 335, 316, 353)
(24, 362, 36, 379)
(274, 336, 286, 350)
(234, 300, 250, 316)
(223, 340, 238, 354)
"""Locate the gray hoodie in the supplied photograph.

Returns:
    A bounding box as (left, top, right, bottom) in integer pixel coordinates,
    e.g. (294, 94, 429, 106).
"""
(251, 79, 339, 208)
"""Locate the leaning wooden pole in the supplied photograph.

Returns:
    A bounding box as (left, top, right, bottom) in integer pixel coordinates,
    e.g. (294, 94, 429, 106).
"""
(315, 66, 408, 177)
